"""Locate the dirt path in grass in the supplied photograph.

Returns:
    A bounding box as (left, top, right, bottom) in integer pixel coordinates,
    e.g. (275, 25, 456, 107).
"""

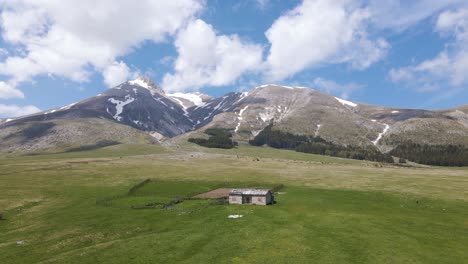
(192, 188, 232, 198)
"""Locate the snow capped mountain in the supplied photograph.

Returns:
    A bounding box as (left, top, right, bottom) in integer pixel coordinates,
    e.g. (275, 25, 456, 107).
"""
(127, 76, 165, 95)
(0, 76, 193, 138)
(1, 78, 467, 153)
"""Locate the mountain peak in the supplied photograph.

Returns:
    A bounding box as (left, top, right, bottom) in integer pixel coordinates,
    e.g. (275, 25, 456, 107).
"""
(128, 76, 164, 95)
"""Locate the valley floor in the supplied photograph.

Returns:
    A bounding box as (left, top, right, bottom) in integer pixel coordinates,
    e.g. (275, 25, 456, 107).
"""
(0, 143, 467, 263)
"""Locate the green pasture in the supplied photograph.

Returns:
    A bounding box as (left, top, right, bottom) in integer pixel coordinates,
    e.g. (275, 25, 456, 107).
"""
(0, 144, 467, 263)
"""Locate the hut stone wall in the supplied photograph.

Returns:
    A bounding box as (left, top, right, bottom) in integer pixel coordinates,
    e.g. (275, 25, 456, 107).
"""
(228, 190, 273, 205)
(229, 194, 243, 204)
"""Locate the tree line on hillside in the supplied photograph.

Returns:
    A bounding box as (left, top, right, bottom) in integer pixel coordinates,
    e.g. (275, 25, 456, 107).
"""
(249, 124, 394, 163)
(188, 128, 238, 149)
(389, 142, 468, 166)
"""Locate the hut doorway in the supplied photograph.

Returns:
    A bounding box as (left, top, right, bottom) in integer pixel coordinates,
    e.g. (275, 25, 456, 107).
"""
(243, 196, 251, 204)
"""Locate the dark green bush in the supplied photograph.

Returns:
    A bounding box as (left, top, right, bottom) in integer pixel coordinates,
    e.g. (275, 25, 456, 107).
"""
(390, 142, 467, 166)
(188, 128, 238, 149)
(250, 124, 394, 163)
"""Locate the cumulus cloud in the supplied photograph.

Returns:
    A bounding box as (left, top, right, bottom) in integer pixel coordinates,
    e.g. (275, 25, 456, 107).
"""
(0, 81, 24, 99)
(162, 19, 263, 92)
(0, 104, 40, 118)
(102, 61, 132, 88)
(264, 0, 389, 81)
(312, 77, 363, 99)
(437, 7, 468, 35)
(0, 0, 203, 87)
(1, 0, 466, 98)
(389, 7, 468, 91)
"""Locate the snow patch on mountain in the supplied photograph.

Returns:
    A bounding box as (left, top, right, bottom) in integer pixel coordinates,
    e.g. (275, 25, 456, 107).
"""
(255, 84, 270, 89)
(132, 119, 143, 126)
(44, 109, 57, 115)
(214, 98, 227, 110)
(259, 107, 276, 122)
(251, 129, 262, 137)
(254, 84, 311, 90)
(203, 98, 228, 122)
(234, 92, 249, 105)
(335, 97, 357, 107)
(254, 84, 298, 90)
(258, 105, 288, 123)
(153, 96, 168, 107)
(391, 110, 399, 113)
(108, 95, 135, 121)
(168, 92, 206, 107)
(59, 103, 76, 111)
(315, 124, 322, 137)
(170, 97, 186, 109)
(235, 105, 249, 133)
(168, 96, 193, 123)
(239, 105, 249, 116)
(372, 124, 390, 145)
(129, 78, 151, 90)
(44, 103, 76, 115)
(276, 105, 288, 114)
(128, 77, 164, 95)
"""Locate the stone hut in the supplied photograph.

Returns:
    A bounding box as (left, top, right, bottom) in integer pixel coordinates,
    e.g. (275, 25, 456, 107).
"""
(228, 189, 273, 205)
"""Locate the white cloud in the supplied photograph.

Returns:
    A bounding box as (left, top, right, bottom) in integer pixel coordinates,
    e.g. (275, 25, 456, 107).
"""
(0, 81, 24, 99)
(1, 0, 466, 98)
(436, 8, 468, 86)
(367, 0, 466, 31)
(0, 0, 203, 87)
(102, 61, 132, 87)
(312, 77, 362, 99)
(162, 19, 263, 92)
(436, 6, 468, 35)
(264, 0, 389, 81)
(0, 104, 40, 118)
(390, 7, 468, 91)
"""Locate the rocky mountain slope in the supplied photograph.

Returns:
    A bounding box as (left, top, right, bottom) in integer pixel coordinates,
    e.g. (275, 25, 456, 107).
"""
(1, 77, 467, 153)
(180, 84, 468, 149)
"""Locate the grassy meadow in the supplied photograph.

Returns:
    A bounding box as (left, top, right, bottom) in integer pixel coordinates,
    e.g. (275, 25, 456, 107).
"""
(0, 143, 467, 263)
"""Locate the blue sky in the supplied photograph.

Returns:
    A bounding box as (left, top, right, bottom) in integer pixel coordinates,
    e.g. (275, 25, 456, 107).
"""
(0, 0, 467, 118)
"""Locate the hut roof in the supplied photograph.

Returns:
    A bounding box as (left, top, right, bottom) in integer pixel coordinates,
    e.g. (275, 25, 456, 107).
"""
(229, 189, 270, 196)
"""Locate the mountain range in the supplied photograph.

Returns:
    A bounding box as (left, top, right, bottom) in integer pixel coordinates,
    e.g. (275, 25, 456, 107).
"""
(1, 76, 467, 153)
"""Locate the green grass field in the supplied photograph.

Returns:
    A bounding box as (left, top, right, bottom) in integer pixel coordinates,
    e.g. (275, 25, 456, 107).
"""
(0, 143, 467, 263)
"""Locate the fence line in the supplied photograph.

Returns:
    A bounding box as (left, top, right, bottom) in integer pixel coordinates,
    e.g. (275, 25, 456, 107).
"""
(96, 179, 282, 209)
(127, 178, 152, 195)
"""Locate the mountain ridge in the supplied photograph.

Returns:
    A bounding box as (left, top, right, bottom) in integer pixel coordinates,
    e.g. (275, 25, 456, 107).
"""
(1, 77, 467, 153)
